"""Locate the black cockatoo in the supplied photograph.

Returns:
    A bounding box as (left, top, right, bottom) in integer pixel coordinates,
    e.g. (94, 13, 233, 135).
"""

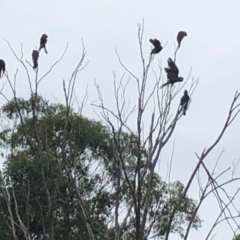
(0, 59, 6, 78)
(160, 58, 183, 88)
(177, 31, 187, 49)
(149, 38, 162, 54)
(180, 90, 190, 115)
(32, 50, 39, 69)
(39, 34, 48, 54)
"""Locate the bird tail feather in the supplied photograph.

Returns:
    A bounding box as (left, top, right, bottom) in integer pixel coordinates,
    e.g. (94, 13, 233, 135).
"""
(33, 61, 38, 69)
(160, 82, 169, 89)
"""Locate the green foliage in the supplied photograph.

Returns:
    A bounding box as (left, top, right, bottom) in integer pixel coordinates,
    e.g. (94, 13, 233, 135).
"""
(0, 217, 13, 240)
(233, 234, 240, 240)
(0, 95, 201, 239)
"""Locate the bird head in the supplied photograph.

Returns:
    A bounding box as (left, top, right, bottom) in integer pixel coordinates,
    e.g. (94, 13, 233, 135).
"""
(178, 31, 187, 37)
(184, 89, 188, 94)
(179, 77, 184, 82)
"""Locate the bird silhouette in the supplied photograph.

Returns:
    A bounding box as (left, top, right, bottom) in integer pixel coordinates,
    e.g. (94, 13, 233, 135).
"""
(149, 38, 162, 54)
(0, 59, 6, 78)
(39, 34, 48, 54)
(180, 90, 190, 115)
(177, 31, 187, 49)
(160, 58, 183, 88)
(32, 50, 39, 69)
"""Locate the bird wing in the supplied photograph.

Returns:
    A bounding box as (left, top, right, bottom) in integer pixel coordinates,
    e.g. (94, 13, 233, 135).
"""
(32, 51, 39, 60)
(180, 95, 190, 106)
(167, 58, 179, 75)
(40, 35, 47, 45)
(180, 96, 185, 105)
(153, 39, 160, 47)
(150, 38, 161, 48)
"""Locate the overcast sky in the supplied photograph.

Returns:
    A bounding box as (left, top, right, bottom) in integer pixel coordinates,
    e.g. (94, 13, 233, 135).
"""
(0, 1, 240, 239)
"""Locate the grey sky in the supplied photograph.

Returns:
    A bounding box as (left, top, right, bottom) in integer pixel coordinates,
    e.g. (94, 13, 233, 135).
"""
(0, 1, 240, 239)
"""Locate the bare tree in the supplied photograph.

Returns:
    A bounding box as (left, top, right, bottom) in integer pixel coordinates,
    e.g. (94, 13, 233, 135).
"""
(92, 22, 240, 240)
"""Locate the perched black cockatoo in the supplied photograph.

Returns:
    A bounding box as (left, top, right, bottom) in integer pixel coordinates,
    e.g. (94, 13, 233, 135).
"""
(180, 90, 190, 115)
(0, 59, 6, 78)
(149, 38, 162, 54)
(177, 31, 187, 49)
(32, 50, 39, 69)
(160, 58, 183, 88)
(39, 34, 48, 54)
